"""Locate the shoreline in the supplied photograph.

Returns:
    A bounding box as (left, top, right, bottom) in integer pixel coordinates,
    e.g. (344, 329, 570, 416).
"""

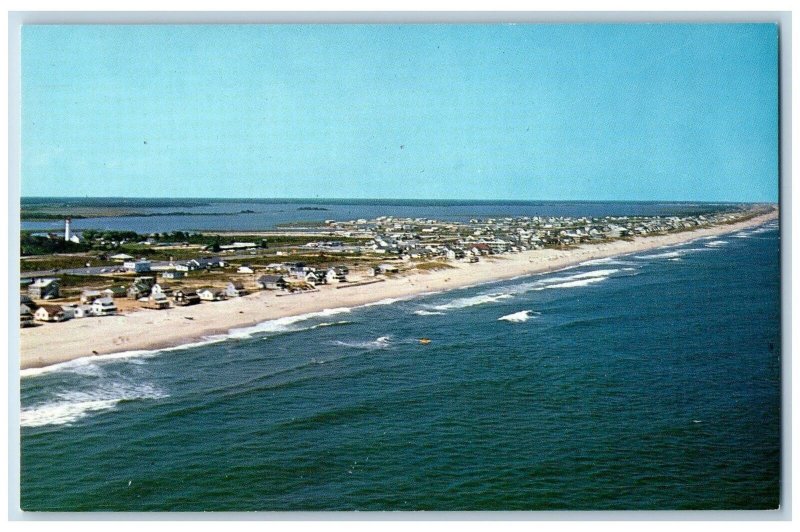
(19, 209, 778, 372)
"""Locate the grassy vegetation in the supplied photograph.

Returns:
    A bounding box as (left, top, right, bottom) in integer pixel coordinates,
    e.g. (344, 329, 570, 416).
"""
(21, 256, 115, 271)
(55, 274, 130, 288)
(414, 261, 455, 271)
(20, 212, 89, 221)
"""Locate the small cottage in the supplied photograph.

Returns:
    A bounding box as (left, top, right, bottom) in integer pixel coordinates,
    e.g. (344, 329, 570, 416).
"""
(60, 305, 77, 320)
(73, 304, 94, 318)
(197, 288, 226, 302)
(80, 290, 103, 304)
(304, 271, 326, 286)
(92, 297, 117, 316)
(173, 289, 201, 306)
(151, 283, 174, 297)
(127, 276, 156, 299)
(326, 267, 348, 283)
(225, 281, 249, 298)
(147, 292, 170, 310)
(28, 278, 60, 300)
(20, 309, 35, 328)
(373, 263, 399, 276)
(256, 275, 288, 291)
(34, 304, 66, 322)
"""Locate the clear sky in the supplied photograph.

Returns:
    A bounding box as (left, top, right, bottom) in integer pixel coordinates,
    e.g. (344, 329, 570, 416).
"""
(21, 24, 778, 201)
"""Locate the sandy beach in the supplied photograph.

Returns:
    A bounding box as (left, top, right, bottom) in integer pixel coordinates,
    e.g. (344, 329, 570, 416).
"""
(19, 209, 778, 371)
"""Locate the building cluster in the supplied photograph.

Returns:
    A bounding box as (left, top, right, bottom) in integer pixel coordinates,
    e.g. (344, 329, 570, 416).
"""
(312, 210, 747, 262)
(21, 207, 754, 328)
(21, 291, 118, 326)
(21, 262, 352, 327)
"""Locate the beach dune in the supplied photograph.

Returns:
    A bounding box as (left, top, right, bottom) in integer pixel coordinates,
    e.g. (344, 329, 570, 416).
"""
(19, 209, 778, 371)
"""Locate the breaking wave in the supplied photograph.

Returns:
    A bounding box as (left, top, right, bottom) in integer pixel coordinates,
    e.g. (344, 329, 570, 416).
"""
(430, 293, 514, 311)
(362, 297, 406, 307)
(635, 248, 711, 260)
(22, 309, 355, 379)
(543, 276, 611, 289)
(498, 310, 538, 323)
(20, 382, 168, 428)
(226, 308, 352, 339)
(333, 336, 392, 350)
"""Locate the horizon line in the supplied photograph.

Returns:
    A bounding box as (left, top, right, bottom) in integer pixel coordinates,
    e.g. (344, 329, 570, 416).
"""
(20, 196, 777, 204)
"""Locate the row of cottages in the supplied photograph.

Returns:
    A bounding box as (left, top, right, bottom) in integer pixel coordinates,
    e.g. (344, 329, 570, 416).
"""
(174, 257, 225, 272)
(32, 297, 118, 322)
(194, 281, 252, 301)
(27, 278, 60, 300)
(285, 265, 349, 287)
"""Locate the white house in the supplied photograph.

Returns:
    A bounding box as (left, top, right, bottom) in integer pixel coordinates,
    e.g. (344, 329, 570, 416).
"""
(373, 263, 399, 276)
(151, 283, 174, 297)
(80, 290, 103, 304)
(224, 281, 249, 298)
(34, 305, 67, 322)
(147, 293, 170, 310)
(197, 288, 226, 301)
(91, 297, 117, 316)
(73, 304, 94, 318)
(325, 267, 348, 283)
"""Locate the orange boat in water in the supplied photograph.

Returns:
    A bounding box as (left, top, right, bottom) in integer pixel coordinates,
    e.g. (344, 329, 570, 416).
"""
(419, 338, 432, 345)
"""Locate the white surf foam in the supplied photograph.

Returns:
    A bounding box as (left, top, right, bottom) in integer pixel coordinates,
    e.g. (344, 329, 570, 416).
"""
(578, 257, 634, 267)
(543, 276, 611, 289)
(21, 348, 165, 379)
(414, 310, 445, 316)
(227, 307, 352, 339)
(20, 382, 168, 428)
(312, 321, 352, 329)
(22, 309, 355, 379)
(333, 336, 392, 350)
(635, 247, 712, 260)
(430, 292, 514, 311)
(705, 240, 728, 247)
(361, 297, 405, 307)
(498, 310, 537, 323)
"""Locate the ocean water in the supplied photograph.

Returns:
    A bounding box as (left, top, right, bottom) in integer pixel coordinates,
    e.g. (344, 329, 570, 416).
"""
(19, 221, 780, 511)
(21, 199, 740, 233)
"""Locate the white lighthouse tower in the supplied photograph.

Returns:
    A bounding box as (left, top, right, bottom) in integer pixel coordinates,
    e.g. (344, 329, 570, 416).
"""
(64, 217, 71, 241)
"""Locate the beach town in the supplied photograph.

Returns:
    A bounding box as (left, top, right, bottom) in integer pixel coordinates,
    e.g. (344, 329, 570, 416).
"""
(19, 204, 777, 370)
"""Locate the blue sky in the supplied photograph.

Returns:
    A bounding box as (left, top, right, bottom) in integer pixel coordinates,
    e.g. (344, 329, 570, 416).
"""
(21, 24, 778, 201)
